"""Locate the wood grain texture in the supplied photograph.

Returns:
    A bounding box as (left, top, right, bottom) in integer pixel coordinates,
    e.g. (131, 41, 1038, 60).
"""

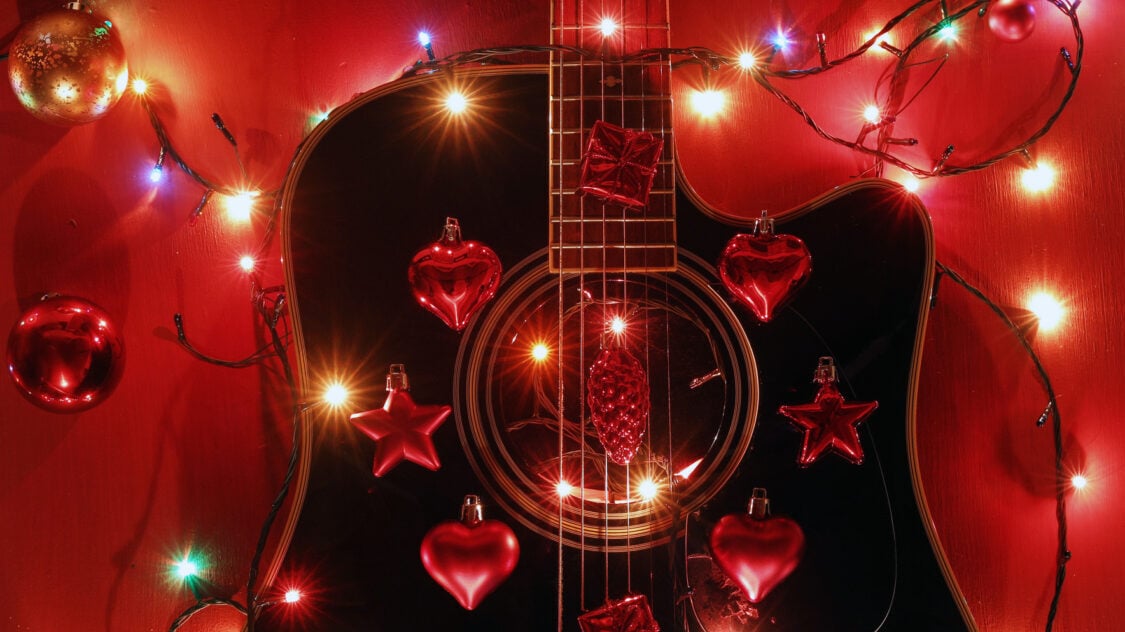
(0, 1, 1119, 629)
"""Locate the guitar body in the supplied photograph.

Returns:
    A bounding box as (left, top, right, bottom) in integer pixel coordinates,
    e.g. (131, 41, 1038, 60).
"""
(277, 67, 971, 631)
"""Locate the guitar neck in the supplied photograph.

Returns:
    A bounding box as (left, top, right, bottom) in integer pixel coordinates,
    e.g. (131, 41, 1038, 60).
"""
(549, 0, 677, 273)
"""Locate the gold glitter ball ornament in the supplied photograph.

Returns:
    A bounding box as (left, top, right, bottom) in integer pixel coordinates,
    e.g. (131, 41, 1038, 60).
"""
(8, 3, 128, 126)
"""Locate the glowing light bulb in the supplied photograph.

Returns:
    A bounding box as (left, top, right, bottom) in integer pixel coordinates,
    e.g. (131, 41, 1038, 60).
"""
(224, 191, 258, 222)
(1027, 292, 1065, 331)
(771, 29, 791, 51)
(737, 51, 757, 69)
(531, 343, 549, 362)
(174, 558, 199, 579)
(239, 255, 255, 272)
(323, 383, 349, 407)
(609, 316, 627, 335)
(148, 164, 164, 183)
(1022, 163, 1056, 192)
(902, 175, 920, 193)
(311, 110, 330, 125)
(418, 31, 431, 47)
(1071, 474, 1088, 490)
(863, 104, 881, 123)
(556, 480, 574, 497)
(637, 478, 659, 501)
(690, 90, 725, 118)
(131, 78, 148, 94)
(599, 18, 618, 37)
(864, 31, 890, 49)
(938, 23, 957, 41)
(284, 589, 302, 604)
(445, 91, 468, 114)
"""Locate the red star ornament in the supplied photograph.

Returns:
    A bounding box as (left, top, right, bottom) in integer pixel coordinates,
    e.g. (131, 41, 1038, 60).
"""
(778, 381, 877, 466)
(350, 389, 452, 477)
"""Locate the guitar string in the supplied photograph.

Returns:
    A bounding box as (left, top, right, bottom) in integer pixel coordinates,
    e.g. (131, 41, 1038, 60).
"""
(553, 2, 569, 628)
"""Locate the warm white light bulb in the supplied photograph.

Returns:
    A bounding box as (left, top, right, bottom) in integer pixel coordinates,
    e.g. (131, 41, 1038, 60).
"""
(691, 89, 725, 118)
(863, 104, 881, 123)
(637, 479, 659, 501)
(737, 51, 757, 69)
(599, 18, 618, 37)
(531, 343, 549, 361)
(1027, 291, 1065, 331)
(902, 175, 920, 193)
(1071, 474, 1088, 490)
(284, 589, 302, 604)
(556, 480, 574, 497)
(131, 78, 148, 94)
(239, 255, 255, 272)
(938, 24, 957, 41)
(224, 191, 258, 222)
(610, 316, 627, 335)
(445, 91, 468, 114)
(323, 383, 349, 407)
(1022, 163, 1056, 192)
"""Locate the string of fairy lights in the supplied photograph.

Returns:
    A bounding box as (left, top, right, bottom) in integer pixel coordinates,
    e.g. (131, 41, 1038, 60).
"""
(18, 0, 1076, 629)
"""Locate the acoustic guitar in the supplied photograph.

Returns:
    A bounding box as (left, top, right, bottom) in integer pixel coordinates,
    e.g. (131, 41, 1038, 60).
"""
(274, 1, 973, 629)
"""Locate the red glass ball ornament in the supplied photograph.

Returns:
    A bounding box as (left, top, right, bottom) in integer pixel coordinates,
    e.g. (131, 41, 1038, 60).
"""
(988, 0, 1037, 43)
(7, 5, 129, 125)
(408, 217, 502, 332)
(7, 296, 125, 413)
(420, 496, 520, 610)
(586, 347, 651, 466)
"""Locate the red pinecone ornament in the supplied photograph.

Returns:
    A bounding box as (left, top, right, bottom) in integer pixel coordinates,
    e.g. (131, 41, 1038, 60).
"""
(586, 348, 651, 466)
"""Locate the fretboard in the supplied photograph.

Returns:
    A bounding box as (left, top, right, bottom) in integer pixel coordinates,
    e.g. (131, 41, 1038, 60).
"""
(549, 0, 677, 273)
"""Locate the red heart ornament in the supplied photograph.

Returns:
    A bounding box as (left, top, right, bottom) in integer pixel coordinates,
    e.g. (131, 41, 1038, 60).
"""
(409, 217, 502, 331)
(717, 215, 812, 323)
(586, 347, 651, 466)
(710, 490, 804, 603)
(420, 496, 520, 610)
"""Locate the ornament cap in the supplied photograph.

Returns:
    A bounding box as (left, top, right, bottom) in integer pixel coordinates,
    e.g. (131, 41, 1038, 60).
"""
(747, 487, 770, 519)
(752, 210, 775, 237)
(460, 494, 484, 526)
(386, 363, 410, 392)
(441, 217, 463, 243)
(813, 356, 837, 384)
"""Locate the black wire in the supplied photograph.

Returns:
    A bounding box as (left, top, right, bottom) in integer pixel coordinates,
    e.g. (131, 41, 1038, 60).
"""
(169, 288, 303, 632)
(400, 0, 1082, 179)
(933, 262, 1067, 632)
(167, 597, 247, 630)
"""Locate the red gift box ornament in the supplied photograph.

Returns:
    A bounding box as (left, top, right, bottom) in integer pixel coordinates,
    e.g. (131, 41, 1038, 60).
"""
(408, 217, 502, 331)
(710, 488, 805, 604)
(578, 120, 664, 209)
(586, 346, 651, 466)
(420, 495, 520, 610)
(578, 593, 661, 632)
(349, 364, 451, 476)
(778, 356, 878, 466)
(717, 211, 812, 322)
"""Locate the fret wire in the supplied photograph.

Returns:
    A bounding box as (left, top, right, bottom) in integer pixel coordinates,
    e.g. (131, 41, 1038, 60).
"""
(551, 216, 675, 222)
(551, 96, 672, 102)
(550, 244, 677, 250)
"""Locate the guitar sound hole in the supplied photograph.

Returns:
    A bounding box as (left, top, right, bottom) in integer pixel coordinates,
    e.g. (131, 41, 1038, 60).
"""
(455, 248, 756, 551)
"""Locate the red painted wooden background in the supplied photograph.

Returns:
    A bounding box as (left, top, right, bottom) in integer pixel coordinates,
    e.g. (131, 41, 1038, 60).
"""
(0, 0, 1119, 629)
